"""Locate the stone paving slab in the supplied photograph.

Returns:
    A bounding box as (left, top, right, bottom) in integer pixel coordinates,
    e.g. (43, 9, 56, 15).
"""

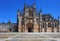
(0, 33, 60, 41)
(0, 34, 17, 39)
(43, 34, 60, 38)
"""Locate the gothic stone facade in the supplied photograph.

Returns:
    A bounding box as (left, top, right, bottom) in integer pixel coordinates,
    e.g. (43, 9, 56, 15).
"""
(17, 4, 60, 32)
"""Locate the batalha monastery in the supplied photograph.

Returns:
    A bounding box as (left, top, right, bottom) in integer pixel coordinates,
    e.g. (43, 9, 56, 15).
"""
(0, 3, 60, 32)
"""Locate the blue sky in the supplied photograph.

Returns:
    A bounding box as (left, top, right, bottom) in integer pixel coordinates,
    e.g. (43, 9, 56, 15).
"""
(0, 0, 60, 23)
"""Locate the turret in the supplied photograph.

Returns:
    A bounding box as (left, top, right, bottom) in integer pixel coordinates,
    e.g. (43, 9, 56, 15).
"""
(2, 21, 4, 24)
(17, 9, 22, 25)
(17, 9, 20, 26)
(33, 0, 36, 9)
(39, 9, 42, 32)
(52, 16, 54, 32)
(33, 0, 36, 16)
(24, 1, 26, 15)
(24, 2, 26, 10)
(33, 4, 36, 24)
(39, 9, 42, 22)
(33, 0, 36, 19)
(17, 9, 20, 16)
(58, 16, 60, 25)
(7, 19, 11, 32)
(7, 19, 11, 24)
(17, 9, 22, 32)
(44, 14, 47, 32)
(58, 16, 60, 32)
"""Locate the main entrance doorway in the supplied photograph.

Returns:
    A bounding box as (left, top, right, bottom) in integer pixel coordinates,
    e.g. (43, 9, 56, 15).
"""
(28, 27, 32, 32)
(26, 22, 33, 32)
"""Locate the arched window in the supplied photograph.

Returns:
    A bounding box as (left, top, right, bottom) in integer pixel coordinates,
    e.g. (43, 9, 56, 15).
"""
(48, 23, 51, 27)
(43, 23, 44, 28)
(55, 23, 57, 27)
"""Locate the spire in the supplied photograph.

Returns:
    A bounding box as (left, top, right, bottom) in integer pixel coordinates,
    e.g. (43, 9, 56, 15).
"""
(17, 13, 18, 31)
(2, 21, 4, 24)
(58, 16, 60, 19)
(58, 16, 60, 25)
(39, 9, 42, 19)
(33, 0, 36, 8)
(39, 9, 42, 14)
(7, 19, 11, 24)
(17, 8, 20, 16)
(24, 0, 26, 14)
(24, 0, 26, 8)
(39, 9, 42, 32)
(40, 9, 42, 13)
(17, 9, 20, 13)
(52, 16, 54, 32)
(39, 9, 42, 17)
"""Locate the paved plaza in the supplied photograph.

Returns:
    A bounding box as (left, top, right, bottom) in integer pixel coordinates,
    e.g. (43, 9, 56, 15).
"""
(0, 32, 60, 41)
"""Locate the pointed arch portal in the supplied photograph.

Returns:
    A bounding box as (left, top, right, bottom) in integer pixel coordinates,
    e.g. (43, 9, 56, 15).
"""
(26, 21, 33, 32)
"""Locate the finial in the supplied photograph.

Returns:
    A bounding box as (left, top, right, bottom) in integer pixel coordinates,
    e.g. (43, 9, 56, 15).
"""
(58, 16, 60, 19)
(33, 0, 36, 8)
(17, 8, 20, 15)
(40, 8, 42, 12)
(17, 8, 20, 12)
(34, 0, 36, 4)
(2, 21, 4, 24)
(8, 19, 11, 24)
(24, 0, 26, 7)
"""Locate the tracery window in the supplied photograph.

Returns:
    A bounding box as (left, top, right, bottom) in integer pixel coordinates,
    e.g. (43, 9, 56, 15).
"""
(55, 23, 57, 27)
(48, 23, 51, 27)
(42, 23, 44, 28)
